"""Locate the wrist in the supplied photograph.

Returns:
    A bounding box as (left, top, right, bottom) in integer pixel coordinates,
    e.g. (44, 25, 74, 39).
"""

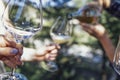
(97, 0, 111, 8)
(97, 32, 109, 41)
(97, 32, 115, 62)
(21, 47, 36, 61)
(103, 0, 111, 8)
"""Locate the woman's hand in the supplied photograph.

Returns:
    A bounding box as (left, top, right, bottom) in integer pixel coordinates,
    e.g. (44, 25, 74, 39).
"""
(96, 0, 111, 8)
(21, 44, 60, 62)
(80, 23, 106, 39)
(0, 35, 23, 68)
(43, 44, 60, 61)
(80, 23, 115, 62)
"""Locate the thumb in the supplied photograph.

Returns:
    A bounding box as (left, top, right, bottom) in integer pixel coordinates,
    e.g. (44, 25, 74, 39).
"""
(0, 47, 18, 56)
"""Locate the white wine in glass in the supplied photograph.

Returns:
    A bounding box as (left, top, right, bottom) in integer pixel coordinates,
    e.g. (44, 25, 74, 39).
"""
(50, 33, 71, 44)
(40, 16, 72, 72)
(68, 1, 101, 24)
(1, 0, 43, 79)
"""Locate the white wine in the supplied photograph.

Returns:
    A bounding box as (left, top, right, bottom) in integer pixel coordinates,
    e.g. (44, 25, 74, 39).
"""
(52, 35, 71, 44)
(68, 2, 101, 24)
(51, 33, 71, 44)
(76, 16, 98, 24)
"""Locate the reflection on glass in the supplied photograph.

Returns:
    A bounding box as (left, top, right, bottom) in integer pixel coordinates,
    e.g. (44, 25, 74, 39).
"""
(113, 37, 120, 75)
(3, 0, 43, 42)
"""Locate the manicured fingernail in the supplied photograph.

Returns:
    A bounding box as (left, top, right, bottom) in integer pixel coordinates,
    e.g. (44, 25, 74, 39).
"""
(11, 48, 18, 54)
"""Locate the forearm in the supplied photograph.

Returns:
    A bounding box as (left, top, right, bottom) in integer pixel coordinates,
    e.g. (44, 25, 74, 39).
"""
(96, 0, 111, 8)
(21, 47, 45, 62)
(98, 34, 115, 63)
(21, 47, 36, 61)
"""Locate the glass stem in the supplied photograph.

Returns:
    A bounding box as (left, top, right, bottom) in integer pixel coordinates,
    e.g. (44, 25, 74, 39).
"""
(11, 68, 16, 76)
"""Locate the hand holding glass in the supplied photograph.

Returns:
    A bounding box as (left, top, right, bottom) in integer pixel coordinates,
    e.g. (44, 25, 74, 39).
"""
(1, 0, 43, 79)
(40, 16, 72, 72)
(68, 2, 101, 24)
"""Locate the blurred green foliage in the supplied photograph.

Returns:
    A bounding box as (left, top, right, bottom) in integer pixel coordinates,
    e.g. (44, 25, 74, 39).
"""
(6, 0, 120, 80)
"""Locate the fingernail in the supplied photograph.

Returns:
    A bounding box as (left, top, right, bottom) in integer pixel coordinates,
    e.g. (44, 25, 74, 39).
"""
(11, 48, 18, 54)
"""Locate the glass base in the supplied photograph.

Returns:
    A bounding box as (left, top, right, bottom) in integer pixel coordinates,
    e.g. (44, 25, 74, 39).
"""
(0, 72, 28, 80)
(40, 61, 58, 72)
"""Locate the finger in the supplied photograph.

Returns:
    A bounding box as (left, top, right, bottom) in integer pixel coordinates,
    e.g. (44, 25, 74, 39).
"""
(32, 56, 45, 61)
(6, 56, 22, 67)
(80, 24, 91, 32)
(14, 56, 22, 66)
(2, 57, 17, 68)
(0, 34, 17, 48)
(0, 47, 18, 56)
(15, 43, 23, 56)
(82, 27, 93, 34)
(46, 44, 60, 52)
(46, 55, 56, 61)
(44, 53, 57, 61)
(50, 49, 58, 54)
(47, 57, 56, 61)
(5, 40, 16, 47)
(0, 34, 21, 48)
(47, 43, 61, 48)
(55, 44, 61, 49)
(45, 45, 57, 51)
(0, 35, 7, 47)
(80, 23, 95, 34)
(3, 36, 16, 47)
(48, 54, 57, 59)
(80, 23, 93, 29)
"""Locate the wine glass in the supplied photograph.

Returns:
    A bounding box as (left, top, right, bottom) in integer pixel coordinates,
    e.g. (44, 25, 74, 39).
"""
(1, 0, 43, 79)
(0, 72, 28, 80)
(40, 16, 72, 72)
(113, 36, 120, 75)
(67, 1, 101, 24)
